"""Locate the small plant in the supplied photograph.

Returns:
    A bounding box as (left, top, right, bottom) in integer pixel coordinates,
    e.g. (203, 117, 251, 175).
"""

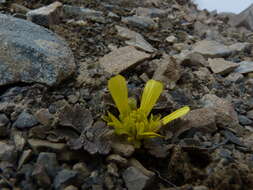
(103, 75, 190, 148)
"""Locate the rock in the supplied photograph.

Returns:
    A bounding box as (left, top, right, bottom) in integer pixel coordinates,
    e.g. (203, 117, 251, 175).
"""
(201, 94, 238, 127)
(193, 40, 232, 57)
(13, 111, 38, 129)
(181, 108, 217, 133)
(10, 3, 31, 14)
(115, 25, 156, 53)
(0, 142, 17, 162)
(0, 13, 75, 86)
(106, 154, 128, 167)
(135, 7, 167, 18)
(63, 5, 103, 20)
(35, 108, 54, 126)
(28, 139, 67, 153)
(238, 115, 252, 125)
(229, 4, 253, 31)
(26, 1, 63, 28)
(36, 152, 60, 177)
(181, 52, 208, 67)
(32, 164, 51, 188)
(166, 35, 177, 43)
(208, 58, 238, 75)
(153, 56, 181, 89)
(235, 61, 253, 74)
(99, 46, 150, 74)
(226, 72, 244, 82)
(122, 16, 158, 30)
(0, 114, 9, 137)
(53, 169, 78, 190)
(122, 167, 153, 190)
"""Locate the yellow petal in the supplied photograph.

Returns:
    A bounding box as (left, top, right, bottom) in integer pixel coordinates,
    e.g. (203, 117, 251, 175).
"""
(108, 75, 130, 117)
(139, 132, 163, 138)
(161, 106, 190, 125)
(139, 80, 163, 116)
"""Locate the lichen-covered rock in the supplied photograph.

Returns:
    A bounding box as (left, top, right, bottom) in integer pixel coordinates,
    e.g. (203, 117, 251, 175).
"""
(0, 13, 75, 86)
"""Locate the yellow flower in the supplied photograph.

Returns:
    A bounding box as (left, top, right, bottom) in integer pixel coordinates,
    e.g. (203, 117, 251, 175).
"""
(103, 75, 190, 148)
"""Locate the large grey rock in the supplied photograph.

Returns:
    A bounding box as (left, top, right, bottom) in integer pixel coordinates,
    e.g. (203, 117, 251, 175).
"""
(0, 13, 75, 86)
(229, 4, 253, 31)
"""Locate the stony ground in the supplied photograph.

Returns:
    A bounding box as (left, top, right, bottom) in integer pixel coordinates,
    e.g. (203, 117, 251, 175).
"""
(1, 0, 253, 190)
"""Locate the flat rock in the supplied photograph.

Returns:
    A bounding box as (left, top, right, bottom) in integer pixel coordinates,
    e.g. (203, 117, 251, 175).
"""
(208, 58, 239, 75)
(26, 1, 62, 27)
(122, 166, 153, 190)
(115, 25, 156, 53)
(135, 7, 167, 18)
(235, 61, 253, 74)
(0, 13, 75, 86)
(122, 16, 158, 30)
(201, 94, 238, 127)
(193, 40, 232, 58)
(99, 46, 150, 74)
(229, 4, 253, 31)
